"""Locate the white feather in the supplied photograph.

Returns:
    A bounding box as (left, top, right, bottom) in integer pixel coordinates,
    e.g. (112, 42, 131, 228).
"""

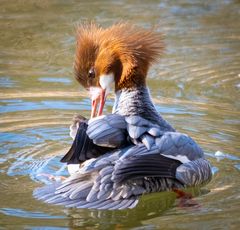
(99, 73, 114, 93)
(67, 164, 80, 175)
(162, 154, 190, 163)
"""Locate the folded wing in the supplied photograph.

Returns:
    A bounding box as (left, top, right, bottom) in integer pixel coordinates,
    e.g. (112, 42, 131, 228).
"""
(61, 122, 114, 164)
(35, 114, 212, 210)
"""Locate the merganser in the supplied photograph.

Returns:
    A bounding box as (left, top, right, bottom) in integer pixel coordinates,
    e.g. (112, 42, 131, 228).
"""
(34, 23, 212, 210)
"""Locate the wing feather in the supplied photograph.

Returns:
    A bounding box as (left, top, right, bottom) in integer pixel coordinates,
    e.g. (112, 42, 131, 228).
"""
(34, 114, 212, 210)
(61, 122, 114, 164)
(113, 152, 182, 184)
(87, 114, 127, 148)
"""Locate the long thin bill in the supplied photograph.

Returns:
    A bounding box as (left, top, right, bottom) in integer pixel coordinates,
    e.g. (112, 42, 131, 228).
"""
(91, 99, 98, 118)
(97, 89, 106, 117)
(90, 88, 106, 118)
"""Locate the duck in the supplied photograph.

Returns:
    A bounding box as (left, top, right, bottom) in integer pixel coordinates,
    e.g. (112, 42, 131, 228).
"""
(34, 23, 212, 210)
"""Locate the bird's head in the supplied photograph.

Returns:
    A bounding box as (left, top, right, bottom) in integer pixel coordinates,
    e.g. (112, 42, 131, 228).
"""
(74, 23, 164, 118)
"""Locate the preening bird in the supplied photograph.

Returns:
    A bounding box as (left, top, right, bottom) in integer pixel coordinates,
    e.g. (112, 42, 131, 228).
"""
(34, 23, 212, 210)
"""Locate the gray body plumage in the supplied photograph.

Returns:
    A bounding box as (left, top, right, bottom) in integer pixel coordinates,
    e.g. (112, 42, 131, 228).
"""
(113, 87, 175, 130)
(34, 87, 212, 210)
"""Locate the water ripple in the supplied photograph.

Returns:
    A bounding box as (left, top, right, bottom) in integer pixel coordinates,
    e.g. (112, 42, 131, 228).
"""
(0, 0, 239, 228)
(0, 99, 89, 113)
(0, 208, 66, 219)
(0, 76, 17, 88)
(38, 77, 72, 84)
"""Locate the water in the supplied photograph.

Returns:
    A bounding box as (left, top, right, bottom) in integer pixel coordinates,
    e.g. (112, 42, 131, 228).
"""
(0, 0, 240, 229)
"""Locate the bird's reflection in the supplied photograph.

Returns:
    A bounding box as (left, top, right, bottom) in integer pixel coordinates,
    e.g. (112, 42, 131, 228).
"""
(63, 187, 209, 229)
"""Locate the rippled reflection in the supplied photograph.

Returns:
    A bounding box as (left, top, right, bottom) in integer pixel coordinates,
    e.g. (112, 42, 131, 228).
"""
(0, 0, 240, 229)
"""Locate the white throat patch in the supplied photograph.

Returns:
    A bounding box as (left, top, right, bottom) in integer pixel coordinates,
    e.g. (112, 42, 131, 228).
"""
(99, 73, 114, 93)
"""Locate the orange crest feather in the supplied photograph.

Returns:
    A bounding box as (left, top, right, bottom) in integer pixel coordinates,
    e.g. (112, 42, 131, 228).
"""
(74, 23, 164, 89)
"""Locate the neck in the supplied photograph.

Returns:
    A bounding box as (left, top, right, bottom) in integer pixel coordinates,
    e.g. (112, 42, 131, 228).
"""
(112, 86, 175, 131)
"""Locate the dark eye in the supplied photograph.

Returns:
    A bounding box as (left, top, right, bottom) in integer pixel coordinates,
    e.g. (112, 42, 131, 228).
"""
(88, 67, 95, 79)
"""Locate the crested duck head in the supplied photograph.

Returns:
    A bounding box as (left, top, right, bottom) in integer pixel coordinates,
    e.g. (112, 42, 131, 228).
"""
(74, 23, 164, 118)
